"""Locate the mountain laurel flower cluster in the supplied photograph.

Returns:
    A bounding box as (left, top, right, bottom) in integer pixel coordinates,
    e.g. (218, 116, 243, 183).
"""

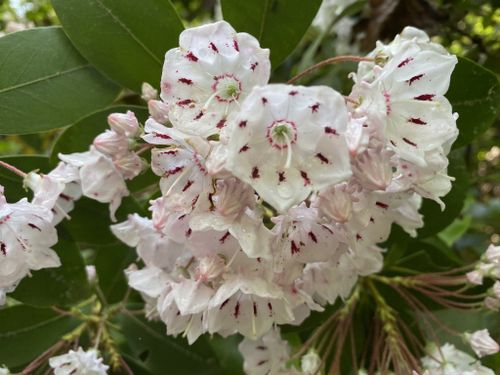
(3, 18, 483, 374)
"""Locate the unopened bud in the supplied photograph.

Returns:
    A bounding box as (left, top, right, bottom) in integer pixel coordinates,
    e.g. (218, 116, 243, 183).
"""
(107, 111, 139, 138)
(141, 82, 158, 101)
(93, 130, 129, 156)
(465, 329, 500, 358)
(148, 100, 170, 124)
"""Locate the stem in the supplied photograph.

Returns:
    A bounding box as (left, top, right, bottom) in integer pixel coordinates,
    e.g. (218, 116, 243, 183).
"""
(0, 160, 27, 178)
(288, 56, 374, 84)
(135, 143, 153, 156)
(19, 340, 67, 375)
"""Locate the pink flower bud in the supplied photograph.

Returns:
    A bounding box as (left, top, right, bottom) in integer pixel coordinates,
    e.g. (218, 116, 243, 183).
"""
(313, 183, 352, 223)
(107, 111, 139, 137)
(141, 82, 158, 101)
(466, 270, 483, 285)
(466, 329, 499, 357)
(114, 153, 143, 180)
(93, 130, 129, 156)
(148, 100, 170, 124)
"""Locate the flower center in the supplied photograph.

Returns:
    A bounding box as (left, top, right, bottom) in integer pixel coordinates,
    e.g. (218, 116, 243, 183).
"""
(266, 120, 297, 150)
(212, 74, 242, 103)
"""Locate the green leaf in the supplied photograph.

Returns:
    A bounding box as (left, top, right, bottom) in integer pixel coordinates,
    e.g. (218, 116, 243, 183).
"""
(95, 243, 136, 304)
(11, 230, 91, 307)
(0, 27, 120, 135)
(0, 306, 80, 368)
(116, 314, 222, 375)
(449, 57, 500, 148)
(417, 149, 469, 238)
(209, 335, 244, 375)
(221, 0, 322, 68)
(52, 0, 184, 92)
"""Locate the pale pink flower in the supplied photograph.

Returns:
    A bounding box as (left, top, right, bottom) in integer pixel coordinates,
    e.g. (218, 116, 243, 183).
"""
(466, 329, 500, 358)
(49, 347, 108, 374)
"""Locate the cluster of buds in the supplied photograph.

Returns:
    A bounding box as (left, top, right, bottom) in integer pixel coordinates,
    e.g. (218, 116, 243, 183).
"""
(467, 244, 500, 310)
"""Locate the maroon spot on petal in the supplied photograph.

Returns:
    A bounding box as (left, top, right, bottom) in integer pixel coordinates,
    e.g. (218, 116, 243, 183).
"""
(267, 302, 273, 312)
(194, 111, 204, 120)
(407, 73, 424, 86)
(251, 167, 260, 179)
(166, 166, 184, 176)
(390, 140, 397, 147)
(163, 150, 177, 155)
(289, 90, 298, 96)
(308, 231, 318, 243)
(220, 298, 230, 310)
(278, 171, 286, 182)
(216, 119, 226, 129)
(191, 195, 199, 208)
(356, 233, 362, 241)
(28, 223, 41, 231)
(369, 217, 375, 223)
(315, 153, 329, 164)
(376, 201, 389, 209)
(153, 131, 171, 140)
(310, 102, 320, 113)
(291, 241, 300, 254)
(324, 127, 337, 135)
(397, 57, 414, 68)
(178, 77, 193, 85)
(408, 117, 427, 125)
(233, 39, 240, 51)
(219, 231, 230, 244)
(178, 214, 187, 221)
(300, 171, 311, 186)
(250, 62, 258, 71)
(261, 97, 268, 105)
(403, 137, 417, 147)
(177, 99, 194, 107)
(321, 224, 334, 234)
(0, 242, 6, 256)
(256, 346, 267, 350)
(182, 180, 194, 192)
(239, 144, 250, 153)
(239, 120, 247, 128)
(185, 228, 192, 238)
(59, 193, 72, 201)
(257, 257, 262, 263)
(257, 360, 268, 366)
(253, 302, 258, 316)
(234, 302, 240, 318)
(185, 51, 198, 62)
(209, 42, 219, 53)
(414, 94, 435, 101)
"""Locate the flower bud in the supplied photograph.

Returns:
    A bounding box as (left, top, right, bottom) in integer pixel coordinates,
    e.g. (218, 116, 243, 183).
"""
(148, 100, 170, 124)
(484, 296, 500, 311)
(466, 270, 484, 285)
(313, 183, 352, 223)
(114, 153, 143, 180)
(93, 130, 129, 156)
(352, 148, 393, 191)
(141, 82, 158, 101)
(485, 244, 500, 264)
(465, 329, 500, 358)
(107, 111, 139, 137)
(301, 349, 321, 374)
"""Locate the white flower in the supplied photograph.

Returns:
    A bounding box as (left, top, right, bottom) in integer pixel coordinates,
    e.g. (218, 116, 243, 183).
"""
(0, 185, 60, 292)
(238, 327, 291, 375)
(467, 270, 484, 285)
(421, 343, 494, 375)
(49, 347, 109, 375)
(161, 20, 271, 137)
(226, 84, 351, 212)
(0, 366, 9, 375)
(466, 329, 500, 358)
(59, 147, 130, 221)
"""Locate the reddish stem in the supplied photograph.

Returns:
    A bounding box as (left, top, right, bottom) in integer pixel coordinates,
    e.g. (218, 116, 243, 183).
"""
(0, 160, 27, 178)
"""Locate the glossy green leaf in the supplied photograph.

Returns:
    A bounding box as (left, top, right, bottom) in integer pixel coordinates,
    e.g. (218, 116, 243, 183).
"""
(417, 149, 469, 238)
(11, 232, 91, 307)
(449, 57, 500, 148)
(116, 314, 222, 375)
(95, 243, 136, 304)
(221, 0, 322, 68)
(0, 27, 120, 135)
(0, 306, 80, 368)
(52, 0, 184, 92)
